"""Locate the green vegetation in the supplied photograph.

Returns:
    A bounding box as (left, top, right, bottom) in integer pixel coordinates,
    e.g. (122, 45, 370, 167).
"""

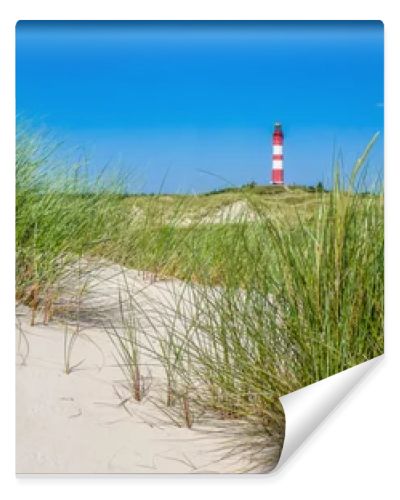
(16, 127, 383, 468)
(16, 127, 125, 323)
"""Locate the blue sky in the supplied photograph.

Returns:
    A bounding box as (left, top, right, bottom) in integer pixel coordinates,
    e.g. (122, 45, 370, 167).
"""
(16, 21, 384, 193)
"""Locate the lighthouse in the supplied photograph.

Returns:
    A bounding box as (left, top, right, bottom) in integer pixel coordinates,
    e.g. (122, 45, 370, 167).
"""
(271, 122, 284, 185)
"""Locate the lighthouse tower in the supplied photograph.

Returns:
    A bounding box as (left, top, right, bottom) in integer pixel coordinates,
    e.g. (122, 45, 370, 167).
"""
(271, 122, 284, 185)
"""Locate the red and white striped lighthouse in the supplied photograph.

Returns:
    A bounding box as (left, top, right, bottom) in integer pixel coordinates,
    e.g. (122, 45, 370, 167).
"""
(271, 122, 284, 185)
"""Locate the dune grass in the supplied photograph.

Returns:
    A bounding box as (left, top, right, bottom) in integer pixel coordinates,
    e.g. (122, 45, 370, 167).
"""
(105, 275, 146, 402)
(16, 127, 126, 322)
(112, 134, 383, 463)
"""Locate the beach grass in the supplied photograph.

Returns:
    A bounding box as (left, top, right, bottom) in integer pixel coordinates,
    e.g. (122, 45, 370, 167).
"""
(108, 134, 383, 461)
(16, 126, 126, 322)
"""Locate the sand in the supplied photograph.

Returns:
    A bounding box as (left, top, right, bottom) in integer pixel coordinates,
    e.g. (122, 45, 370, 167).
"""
(200, 201, 258, 224)
(16, 263, 277, 473)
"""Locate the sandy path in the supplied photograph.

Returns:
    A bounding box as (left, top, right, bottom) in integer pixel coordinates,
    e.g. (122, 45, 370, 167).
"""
(16, 264, 276, 473)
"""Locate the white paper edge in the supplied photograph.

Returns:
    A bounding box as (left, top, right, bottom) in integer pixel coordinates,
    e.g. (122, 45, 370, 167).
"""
(276, 354, 383, 469)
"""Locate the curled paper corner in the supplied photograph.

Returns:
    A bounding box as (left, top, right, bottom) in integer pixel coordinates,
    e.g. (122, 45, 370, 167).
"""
(276, 354, 384, 469)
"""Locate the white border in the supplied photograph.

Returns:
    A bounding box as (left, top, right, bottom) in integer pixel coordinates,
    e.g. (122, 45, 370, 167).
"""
(1, 3, 399, 499)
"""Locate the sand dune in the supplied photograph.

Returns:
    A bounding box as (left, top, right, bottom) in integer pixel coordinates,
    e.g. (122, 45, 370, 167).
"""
(16, 264, 277, 473)
(200, 201, 258, 224)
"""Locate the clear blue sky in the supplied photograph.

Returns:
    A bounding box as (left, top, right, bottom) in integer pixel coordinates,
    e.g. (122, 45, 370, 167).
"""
(16, 21, 384, 193)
